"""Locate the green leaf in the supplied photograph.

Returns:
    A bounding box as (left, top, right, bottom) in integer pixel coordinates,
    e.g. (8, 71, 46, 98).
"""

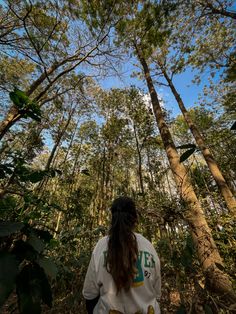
(49, 169, 56, 177)
(176, 143, 196, 149)
(0, 164, 13, 176)
(55, 169, 62, 175)
(40, 267, 52, 307)
(0, 168, 6, 178)
(25, 169, 60, 183)
(215, 262, 225, 271)
(204, 304, 214, 314)
(11, 240, 38, 262)
(25, 111, 41, 122)
(230, 121, 236, 130)
(26, 170, 47, 183)
(38, 257, 58, 280)
(186, 235, 195, 254)
(9, 91, 21, 107)
(48, 239, 59, 248)
(180, 148, 195, 162)
(32, 229, 53, 243)
(0, 222, 24, 237)
(16, 263, 52, 314)
(176, 304, 186, 314)
(9, 89, 29, 108)
(81, 168, 90, 176)
(27, 233, 45, 253)
(14, 89, 29, 104)
(0, 253, 19, 306)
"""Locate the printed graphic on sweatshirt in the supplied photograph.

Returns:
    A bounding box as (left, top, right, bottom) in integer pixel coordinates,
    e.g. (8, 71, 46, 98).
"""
(132, 251, 144, 287)
(103, 250, 155, 287)
(109, 304, 154, 314)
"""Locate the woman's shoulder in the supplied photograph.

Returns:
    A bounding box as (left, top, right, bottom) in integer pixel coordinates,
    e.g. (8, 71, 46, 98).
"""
(134, 232, 150, 243)
(134, 233, 157, 251)
(93, 235, 109, 252)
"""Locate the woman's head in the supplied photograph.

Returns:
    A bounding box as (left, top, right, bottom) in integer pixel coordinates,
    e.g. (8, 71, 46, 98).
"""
(110, 196, 138, 229)
(106, 196, 138, 293)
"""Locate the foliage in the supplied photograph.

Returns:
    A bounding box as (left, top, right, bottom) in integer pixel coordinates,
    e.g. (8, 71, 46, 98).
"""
(0, 0, 236, 313)
(9, 89, 42, 122)
(0, 221, 55, 313)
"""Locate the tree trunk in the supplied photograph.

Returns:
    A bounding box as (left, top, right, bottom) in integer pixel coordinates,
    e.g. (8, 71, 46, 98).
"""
(159, 64, 236, 217)
(135, 44, 236, 301)
(133, 122, 145, 194)
(0, 106, 21, 141)
(36, 108, 75, 195)
(146, 147, 155, 189)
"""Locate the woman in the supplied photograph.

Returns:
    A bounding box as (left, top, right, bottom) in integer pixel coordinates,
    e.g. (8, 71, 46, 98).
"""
(83, 196, 161, 314)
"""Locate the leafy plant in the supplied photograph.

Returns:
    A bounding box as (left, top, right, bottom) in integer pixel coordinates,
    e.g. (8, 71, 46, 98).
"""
(0, 221, 57, 313)
(9, 88, 42, 122)
(176, 143, 197, 162)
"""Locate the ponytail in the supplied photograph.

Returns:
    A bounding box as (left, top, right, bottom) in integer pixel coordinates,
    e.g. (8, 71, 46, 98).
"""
(106, 197, 138, 293)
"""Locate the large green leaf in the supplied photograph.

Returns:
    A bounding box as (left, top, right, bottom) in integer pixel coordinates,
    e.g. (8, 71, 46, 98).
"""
(215, 262, 225, 271)
(16, 263, 52, 313)
(0, 164, 13, 178)
(0, 253, 19, 306)
(176, 304, 186, 314)
(9, 91, 21, 107)
(27, 233, 45, 253)
(0, 222, 24, 237)
(0, 168, 5, 178)
(230, 121, 236, 130)
(9, 89, 29, 108)
(16, 263, 52, 314)
(25, 111, 41, 122)
(21, 169, 60, 183)
(176, 143, 196, 149)
(9, 89, 42, 122)
(14, 89, 29, 104)
(32, 229, 53, 243)
(180, 148, 195, 162)
(204, 304, 214, 314)
(39, 267, 52, 308)
(11, 240, 38, 262)
(26, 170, 47, 183)
(38, 257, 58, 280)
(81, 168, 90, 176)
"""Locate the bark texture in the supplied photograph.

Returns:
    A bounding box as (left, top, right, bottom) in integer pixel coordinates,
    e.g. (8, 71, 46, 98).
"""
(135, 44, 236, 301)
(159, 64, 236, 217)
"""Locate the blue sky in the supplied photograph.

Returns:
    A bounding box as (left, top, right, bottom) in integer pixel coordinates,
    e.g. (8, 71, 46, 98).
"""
(98, 62, 209, 117)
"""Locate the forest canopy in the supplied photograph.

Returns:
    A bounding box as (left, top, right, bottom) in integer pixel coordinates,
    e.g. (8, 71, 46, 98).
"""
(0, 0, 236, 313)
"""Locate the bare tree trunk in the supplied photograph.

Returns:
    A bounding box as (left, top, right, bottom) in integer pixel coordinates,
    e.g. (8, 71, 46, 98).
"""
(0, 106, 21, 141)
(46, 107, 75, 171)
(133, 123, 145, 194)
(159, 64, 236, 217)
(146, 147, 155, 189)
(37, 108, 75, 195)
(136, 44, 236, 301)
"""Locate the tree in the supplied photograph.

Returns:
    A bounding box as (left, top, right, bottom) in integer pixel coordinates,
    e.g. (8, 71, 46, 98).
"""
(0, 0, 116, 141)
(112, 0, 236, 301)
(155, 60, 236, 216)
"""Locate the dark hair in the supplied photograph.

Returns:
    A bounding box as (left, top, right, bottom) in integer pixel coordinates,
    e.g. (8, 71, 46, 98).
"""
(106, 196, 138, 293)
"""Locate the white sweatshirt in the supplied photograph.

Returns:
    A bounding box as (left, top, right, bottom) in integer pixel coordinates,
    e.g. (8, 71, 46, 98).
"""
(82, 233, 161, 314)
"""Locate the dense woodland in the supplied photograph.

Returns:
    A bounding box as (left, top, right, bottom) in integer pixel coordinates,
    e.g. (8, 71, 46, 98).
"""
(0, 0, 236, 313)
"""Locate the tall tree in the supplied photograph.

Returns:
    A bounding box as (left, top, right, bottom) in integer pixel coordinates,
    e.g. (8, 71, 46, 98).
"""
(112, 1, 236, 301)
(0, 0, 116, 140)
(155, 59, 236, 216)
